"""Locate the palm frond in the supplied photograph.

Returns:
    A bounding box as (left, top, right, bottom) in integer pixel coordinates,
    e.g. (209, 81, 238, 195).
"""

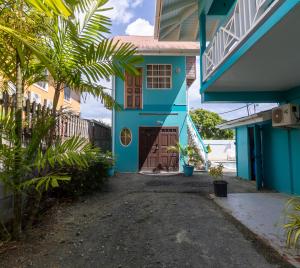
(74, 39, 142, 82)
(76, 0, 111, 44)
(25, 0, 75, 18)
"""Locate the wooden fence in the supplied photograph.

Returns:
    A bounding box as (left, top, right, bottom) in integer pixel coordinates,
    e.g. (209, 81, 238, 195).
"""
(0, 92, 89, 141)
(0, 92, 111, 223)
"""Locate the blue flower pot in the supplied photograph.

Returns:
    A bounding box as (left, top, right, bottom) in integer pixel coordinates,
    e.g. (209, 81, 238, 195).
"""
(107, 167, 115, 177)
(183, 165, 194, 177)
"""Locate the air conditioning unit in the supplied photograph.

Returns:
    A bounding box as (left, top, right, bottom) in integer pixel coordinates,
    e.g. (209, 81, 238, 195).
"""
(272, 104, 300, 127)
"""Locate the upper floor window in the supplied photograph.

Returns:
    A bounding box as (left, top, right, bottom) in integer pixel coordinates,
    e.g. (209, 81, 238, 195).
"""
(147, 64, 172, 89)
(34, 69, 48, 91)
(28, 91, 41, 104)
(64, 86, 71, 102)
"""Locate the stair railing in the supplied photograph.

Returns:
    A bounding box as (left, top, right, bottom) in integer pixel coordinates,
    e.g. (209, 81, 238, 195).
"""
(187, 114, 209, 171)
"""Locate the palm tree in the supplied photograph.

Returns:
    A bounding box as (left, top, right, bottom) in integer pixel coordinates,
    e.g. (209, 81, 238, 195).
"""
(0, 0, 142, 132)
(0, 0, 50, 239)
(0, 0, 141, 239)
(0, 112, 101, 239)
(42, 0, 141, 115)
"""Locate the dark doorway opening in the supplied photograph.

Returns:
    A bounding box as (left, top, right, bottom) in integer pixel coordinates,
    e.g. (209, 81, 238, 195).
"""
(248, 127, 256, 181)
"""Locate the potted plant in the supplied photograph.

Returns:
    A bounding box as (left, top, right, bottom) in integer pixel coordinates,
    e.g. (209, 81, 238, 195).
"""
(104, 151, 115, 177)
(209, 163, 227, 197)
(168, 143, 202, 176)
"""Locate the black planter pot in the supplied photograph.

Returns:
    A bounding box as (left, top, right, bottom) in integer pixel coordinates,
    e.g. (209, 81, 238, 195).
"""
(213, 180, 228, 197)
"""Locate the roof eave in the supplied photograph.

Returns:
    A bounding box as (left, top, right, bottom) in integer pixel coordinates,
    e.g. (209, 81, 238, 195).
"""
(217, 110, 272, 130)
(154, 0, 162, 39)
(137, 49, 200, 56)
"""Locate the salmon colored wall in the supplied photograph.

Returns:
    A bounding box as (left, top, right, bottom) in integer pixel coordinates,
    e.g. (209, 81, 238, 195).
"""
(25, 79, 80, 114)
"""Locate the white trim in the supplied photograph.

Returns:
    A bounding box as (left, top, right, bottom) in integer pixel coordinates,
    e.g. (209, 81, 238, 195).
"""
(120, 127, 132, 147)
(136, 51, 199, 56)
(64, 86, 71, 102)
(185, 56, 189, 112)
(217, 110, 272, 130)
(112, 76, 115, 155)
(34, 82, 48, 92)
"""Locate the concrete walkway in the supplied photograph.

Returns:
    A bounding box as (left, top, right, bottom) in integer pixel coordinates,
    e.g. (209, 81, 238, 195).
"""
(0, 173, 290, 268)
(214, 193, 300, 267)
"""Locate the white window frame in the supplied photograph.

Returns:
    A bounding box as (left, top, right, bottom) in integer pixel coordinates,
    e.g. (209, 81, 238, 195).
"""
(64, 86, 71, 103)
(146, 64, 172, 90)
(34, 70, 49, 92)
(29, 92, 42, 104)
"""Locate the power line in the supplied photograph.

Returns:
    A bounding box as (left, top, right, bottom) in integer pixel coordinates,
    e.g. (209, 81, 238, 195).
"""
(218, 104, 253, 115)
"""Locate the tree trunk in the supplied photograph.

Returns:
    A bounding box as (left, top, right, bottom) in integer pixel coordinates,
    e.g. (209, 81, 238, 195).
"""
(48, 83, 61, 145)
(52, 83, 61, 116)
(12, 51, 23, 240)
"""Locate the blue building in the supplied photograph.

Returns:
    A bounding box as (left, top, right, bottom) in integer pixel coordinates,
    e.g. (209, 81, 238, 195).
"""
(112, 36, 201, 173)
(155, 0, 300, 194)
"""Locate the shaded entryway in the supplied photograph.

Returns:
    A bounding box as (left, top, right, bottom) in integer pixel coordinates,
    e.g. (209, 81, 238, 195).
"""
(139, 127, 179, 172)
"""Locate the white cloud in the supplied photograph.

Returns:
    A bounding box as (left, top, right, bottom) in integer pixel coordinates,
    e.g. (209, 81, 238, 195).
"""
(104, 0, 144, 24)
(80, 79, 112, 123)
(125, 18, 154, 36)
(132, 0, 143, 7)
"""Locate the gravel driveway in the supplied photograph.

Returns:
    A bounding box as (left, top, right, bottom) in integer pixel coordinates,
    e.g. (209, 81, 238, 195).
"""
(0, 173, 291, 268)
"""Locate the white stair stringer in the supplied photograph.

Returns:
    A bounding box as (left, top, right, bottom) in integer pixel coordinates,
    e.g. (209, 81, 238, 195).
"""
(187, 115, 208, 171)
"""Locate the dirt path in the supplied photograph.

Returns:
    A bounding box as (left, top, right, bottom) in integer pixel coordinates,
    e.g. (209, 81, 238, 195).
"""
(0, 173, 290, 268)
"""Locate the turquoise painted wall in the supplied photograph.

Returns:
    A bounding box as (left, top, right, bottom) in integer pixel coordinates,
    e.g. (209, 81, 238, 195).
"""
(114, 56, 188, 172)
(236, 118, 300, 195)
(290, 129, 300, 194)
(201, 1, 300, 96)
(235, 126, 250, 180)
(261, 124, 292, 194)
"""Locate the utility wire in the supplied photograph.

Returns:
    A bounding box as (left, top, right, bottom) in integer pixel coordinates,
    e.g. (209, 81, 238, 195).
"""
(218, 104, 254, 115)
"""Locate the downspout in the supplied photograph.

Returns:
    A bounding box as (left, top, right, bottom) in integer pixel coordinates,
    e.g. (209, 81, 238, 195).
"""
(112, 76, 116, 156)
(288, 129, 294, 194)
(235, 128, 238, 176)
(259, 125, 264, 188)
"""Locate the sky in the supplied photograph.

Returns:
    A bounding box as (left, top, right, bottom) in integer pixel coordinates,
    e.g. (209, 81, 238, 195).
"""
(80, 0, 277, 125)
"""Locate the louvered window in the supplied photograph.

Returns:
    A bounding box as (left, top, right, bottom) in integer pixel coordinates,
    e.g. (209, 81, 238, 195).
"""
(125, 68, 142, 109)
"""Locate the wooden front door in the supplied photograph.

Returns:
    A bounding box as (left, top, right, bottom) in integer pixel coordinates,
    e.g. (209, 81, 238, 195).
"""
(139, 127, 179, 171)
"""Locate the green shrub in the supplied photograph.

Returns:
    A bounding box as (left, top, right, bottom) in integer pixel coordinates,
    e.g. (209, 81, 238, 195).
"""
(51, 158, 110, 198)
(209, 163, 224, 180)
(283, 198, 300, 248)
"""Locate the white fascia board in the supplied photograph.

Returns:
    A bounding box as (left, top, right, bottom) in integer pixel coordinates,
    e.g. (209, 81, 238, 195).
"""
(137, 50, 200, 56)
(217, 111, 272, 130)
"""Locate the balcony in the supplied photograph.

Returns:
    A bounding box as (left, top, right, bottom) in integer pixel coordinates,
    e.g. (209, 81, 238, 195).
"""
(202, 0, 281, 82)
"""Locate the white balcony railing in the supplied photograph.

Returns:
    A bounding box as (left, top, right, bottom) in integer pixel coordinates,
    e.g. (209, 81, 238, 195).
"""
(202, 0, 280, 81)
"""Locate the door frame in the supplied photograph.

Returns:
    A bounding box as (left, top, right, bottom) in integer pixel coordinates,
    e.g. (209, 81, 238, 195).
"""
(138, 126, 179, 171)
(248, 125, 264, 189)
